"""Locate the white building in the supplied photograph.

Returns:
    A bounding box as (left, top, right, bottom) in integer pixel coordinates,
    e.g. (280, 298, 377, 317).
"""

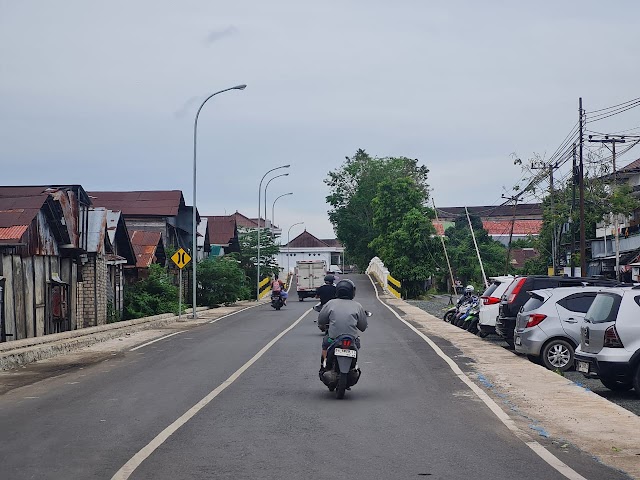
(277, 230, 344, 274)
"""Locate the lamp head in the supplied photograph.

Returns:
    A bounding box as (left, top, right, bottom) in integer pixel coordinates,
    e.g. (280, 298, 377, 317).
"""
(234, 84, 247, 90)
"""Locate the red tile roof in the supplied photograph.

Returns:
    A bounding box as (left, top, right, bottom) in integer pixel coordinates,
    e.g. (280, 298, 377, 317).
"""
(620, 158, 640, 171)
(482, 220, 543, 236)
(437, 203, 542, 219)
(0, 225, 29, 243)
(88, 191, 184, 217)
(130, 230, 163, 268)
(205, 216, 237, 245)
(286, 230, 329, 248)
(231, 211, 259, 228)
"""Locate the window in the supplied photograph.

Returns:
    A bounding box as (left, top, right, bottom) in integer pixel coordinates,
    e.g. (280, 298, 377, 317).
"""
(481, 281, 500, 298)
(557, 293, 597, 313)
(585, 293, 622, 324)
(522, 295, 546, 312)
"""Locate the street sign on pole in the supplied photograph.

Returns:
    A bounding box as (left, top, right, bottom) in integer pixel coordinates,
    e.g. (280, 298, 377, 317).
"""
(171, 249, 191, 321)
(171, 248, 192, 269)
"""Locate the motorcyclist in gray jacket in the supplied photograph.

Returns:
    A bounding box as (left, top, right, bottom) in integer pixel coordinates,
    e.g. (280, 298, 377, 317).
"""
(318, 279, 368, 370)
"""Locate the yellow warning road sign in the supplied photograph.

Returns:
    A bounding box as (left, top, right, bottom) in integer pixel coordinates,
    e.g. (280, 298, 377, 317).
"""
(171, 248, 192, 269)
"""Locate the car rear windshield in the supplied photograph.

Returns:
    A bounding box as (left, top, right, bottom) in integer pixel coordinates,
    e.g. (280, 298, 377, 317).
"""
(482, 282, 500, 297)
(521, 295, 546, 313)
(502, 278, 522, 300)
(585, 293, 622, 324)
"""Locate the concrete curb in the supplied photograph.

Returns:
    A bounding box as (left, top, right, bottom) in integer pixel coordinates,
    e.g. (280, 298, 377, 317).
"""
(382, 295, 640, 479)
(0, 301, 262, 371)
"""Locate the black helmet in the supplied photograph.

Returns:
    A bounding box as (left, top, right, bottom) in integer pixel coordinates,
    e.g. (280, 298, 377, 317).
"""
(324, 274, 335, 284)
(336, 279, 356, 299)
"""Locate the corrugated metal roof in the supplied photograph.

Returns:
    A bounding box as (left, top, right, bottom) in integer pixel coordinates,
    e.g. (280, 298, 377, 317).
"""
(0, 187, 49, 228)
(321, 238, 344, 249)
(86, 208, 108, 254)
(206, 215, 237, 245)
(130, 230, 163, 268)
(0, 225, 29, 242)
(438, 204, 543, 219)
(483, 220, 543, 236)
(88, 190, 184, 217)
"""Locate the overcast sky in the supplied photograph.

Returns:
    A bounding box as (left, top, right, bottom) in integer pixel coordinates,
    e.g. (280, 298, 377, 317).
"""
(2, 1, 640, 239)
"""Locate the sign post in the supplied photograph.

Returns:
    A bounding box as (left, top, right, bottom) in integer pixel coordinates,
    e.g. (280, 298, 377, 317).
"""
(171, 248, 192, 321)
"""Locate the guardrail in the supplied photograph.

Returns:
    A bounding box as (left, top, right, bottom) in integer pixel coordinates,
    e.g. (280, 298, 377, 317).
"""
(366, 257, 402, 298)
(258, 277, 271, 299)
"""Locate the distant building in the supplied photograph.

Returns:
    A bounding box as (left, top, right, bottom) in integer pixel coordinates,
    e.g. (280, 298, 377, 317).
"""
(277, 230, 344, 273)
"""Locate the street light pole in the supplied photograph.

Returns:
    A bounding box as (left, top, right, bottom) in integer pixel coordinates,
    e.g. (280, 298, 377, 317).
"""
(272, 192, 293, 228)
(264, 173, 289, 229)
(257, 165, 290, 300)
(287, 222, 304, 278)
(192, 84, 246, 318)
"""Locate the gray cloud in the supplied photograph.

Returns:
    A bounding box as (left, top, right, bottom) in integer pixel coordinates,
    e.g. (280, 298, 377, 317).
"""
(204, 26, 238, 45)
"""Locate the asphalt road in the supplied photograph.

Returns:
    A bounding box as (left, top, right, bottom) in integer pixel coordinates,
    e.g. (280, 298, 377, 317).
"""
(0, 276, 630, 479)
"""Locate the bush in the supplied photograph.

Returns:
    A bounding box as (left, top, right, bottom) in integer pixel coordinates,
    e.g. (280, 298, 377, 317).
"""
(197, 256, 251, 306)
(124, 264, 180, 319)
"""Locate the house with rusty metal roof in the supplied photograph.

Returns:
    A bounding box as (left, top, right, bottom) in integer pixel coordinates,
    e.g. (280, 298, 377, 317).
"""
(88, 190, 202, 256)
(81, 208, 136, 325)
(130, 230, 166, 277)
(277, 230, 344, 274)
(0, 185, 93, 341)
(204, 215, 240, 256)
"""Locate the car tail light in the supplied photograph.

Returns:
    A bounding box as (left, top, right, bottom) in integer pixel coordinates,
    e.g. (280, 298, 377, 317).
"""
(508, 278, 526, 304)
(342, 339, 352, 348)
(525, 313, 547, 328)
(482, 296, 500, 305)
(604, 326, 624, 348)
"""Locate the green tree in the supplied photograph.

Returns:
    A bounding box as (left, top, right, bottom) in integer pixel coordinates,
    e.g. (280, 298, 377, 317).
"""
(230, 228, 280, 298)
(197, 256, 251, 306)
(325, 149, 430, 270)
(445, 215, 507, 287)
(368, 177, 441, 297)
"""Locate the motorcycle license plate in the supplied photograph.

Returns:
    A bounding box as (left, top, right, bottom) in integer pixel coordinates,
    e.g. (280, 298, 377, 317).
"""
(577, 361, 590, 373)
(334, 348, 357, 358)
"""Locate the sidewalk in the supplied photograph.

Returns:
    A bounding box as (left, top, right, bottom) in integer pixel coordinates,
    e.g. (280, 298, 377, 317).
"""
(0, 300, 264, 371)
(384, 295, 640, 479)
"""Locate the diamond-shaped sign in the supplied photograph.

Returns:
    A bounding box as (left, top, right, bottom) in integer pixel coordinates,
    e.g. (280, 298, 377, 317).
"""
(171, 248, 192, 269)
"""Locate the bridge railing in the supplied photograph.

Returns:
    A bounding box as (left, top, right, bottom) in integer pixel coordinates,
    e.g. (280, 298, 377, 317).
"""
(366, 257, 402, 298)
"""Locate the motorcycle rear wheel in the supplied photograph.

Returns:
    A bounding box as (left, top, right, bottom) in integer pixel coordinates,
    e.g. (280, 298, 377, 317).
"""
(336, 372, 348, 399)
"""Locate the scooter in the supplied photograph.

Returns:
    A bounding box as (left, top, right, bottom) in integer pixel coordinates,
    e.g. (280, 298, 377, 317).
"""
(318, 311, 372, 399)
(271, 292, 284, 310)
(313, 303, 327, 333)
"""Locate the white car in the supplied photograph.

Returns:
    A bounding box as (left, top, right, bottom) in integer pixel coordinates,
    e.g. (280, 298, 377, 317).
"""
(328, 265, 342, 274)
(478, 276, 514, 336)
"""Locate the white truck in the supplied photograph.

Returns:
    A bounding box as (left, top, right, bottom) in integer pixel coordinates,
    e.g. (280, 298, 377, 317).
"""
(295, 260, 327, 301)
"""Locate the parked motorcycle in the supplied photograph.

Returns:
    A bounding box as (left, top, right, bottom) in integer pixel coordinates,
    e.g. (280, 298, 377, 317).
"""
(319, 311, 372, 399)
(271, 292, 284, 310)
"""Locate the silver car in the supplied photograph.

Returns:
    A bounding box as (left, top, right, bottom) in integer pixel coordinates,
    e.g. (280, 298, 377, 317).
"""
(514, 286, 604, 371)
(575, 287, 640, 395)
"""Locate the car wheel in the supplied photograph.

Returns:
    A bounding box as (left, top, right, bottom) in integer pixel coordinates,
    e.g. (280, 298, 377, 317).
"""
(541, 339, 574, 372)
(632, 365, 640, 397)
(600, 377, 633, 392)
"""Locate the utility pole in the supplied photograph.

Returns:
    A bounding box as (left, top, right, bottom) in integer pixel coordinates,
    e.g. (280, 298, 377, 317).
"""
(579, 97, 586, 276)
(465, 206, 489, 288)
(502, 194, 519, 273)
(588, 134, 626, 281)
(571, 143, 577, 276)
(532, 160, 559, 274)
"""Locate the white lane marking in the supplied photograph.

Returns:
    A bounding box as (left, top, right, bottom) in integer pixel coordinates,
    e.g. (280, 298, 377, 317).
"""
(129, 331, 185, 352)
(112, 308, 312, 480)
(367, 275, 588, 480)
(209, 304, 261, 324)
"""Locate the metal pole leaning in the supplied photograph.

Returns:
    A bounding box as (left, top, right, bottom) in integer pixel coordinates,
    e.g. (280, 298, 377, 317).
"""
(192, 84, 246, 318)
(257, 165, 290, 300)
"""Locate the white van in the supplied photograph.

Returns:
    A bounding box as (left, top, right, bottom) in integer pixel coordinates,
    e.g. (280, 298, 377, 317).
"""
(478, 276, 514, 336)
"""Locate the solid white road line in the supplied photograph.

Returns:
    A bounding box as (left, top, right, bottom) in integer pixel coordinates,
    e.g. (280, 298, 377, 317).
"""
(129, 331, 185, 352)
(209, 303, 262, 324)
(367, 275, 588, 480)
(112, 308, 312, 480)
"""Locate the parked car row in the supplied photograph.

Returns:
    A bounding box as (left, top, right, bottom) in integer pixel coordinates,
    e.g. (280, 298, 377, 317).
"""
(452, 275, 640, 397)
